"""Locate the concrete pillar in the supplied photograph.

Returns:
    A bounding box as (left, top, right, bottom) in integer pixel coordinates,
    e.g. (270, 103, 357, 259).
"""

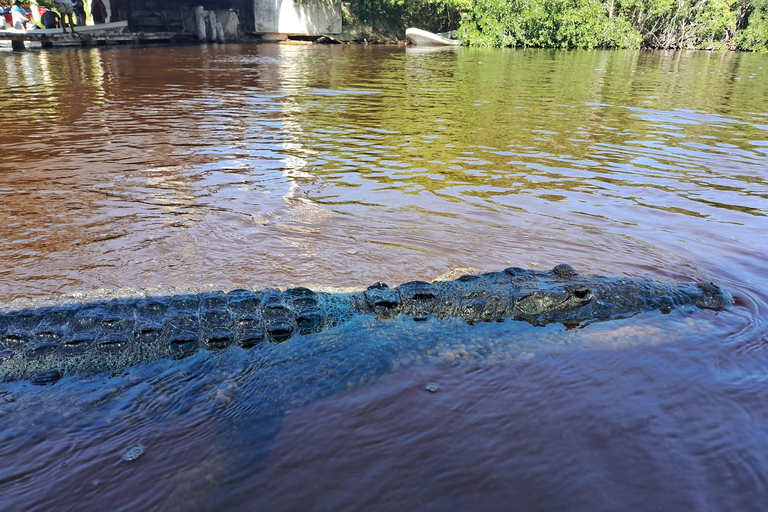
(207, 10, 218, 42)
(194, 6, 206, 41)
(218, 10, 239, 41)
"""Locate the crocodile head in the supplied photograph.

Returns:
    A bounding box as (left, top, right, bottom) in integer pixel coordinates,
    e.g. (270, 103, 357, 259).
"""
(507, 265, 732, 327)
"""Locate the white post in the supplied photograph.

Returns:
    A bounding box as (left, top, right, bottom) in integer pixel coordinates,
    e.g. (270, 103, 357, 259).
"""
(216, 22, 225, 43)
(207, 10, 218, 42)
(194, 6, 206, 41)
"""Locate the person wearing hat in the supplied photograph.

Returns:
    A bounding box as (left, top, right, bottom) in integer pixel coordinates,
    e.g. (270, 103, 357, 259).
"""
(11, 0, 28, 30)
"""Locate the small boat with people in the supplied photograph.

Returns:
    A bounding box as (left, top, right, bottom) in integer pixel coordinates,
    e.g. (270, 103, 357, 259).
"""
(405, 27, 461, 46)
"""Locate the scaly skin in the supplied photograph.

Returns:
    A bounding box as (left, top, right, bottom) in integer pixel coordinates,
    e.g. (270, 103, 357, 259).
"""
(0, 265, 732, 384)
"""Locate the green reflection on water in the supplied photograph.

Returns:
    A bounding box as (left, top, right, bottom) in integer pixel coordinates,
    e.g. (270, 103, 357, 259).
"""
(0, 43, 766, 296)
(268, 47, 768, 216)
(1, 44, 766, 218)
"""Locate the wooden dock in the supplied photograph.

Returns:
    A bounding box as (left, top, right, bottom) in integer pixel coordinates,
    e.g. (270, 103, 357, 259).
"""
(0, 21, 175, 50)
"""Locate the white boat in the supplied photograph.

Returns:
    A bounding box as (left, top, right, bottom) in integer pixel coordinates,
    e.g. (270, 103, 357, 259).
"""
(0, 20, 128, 37)
(405, 27, 460, 46)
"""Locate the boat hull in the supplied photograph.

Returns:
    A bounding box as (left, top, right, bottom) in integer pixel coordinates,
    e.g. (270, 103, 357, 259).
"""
(405, 27, 460, 46)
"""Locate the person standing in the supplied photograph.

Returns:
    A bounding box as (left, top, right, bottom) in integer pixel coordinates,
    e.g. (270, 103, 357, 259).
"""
(71, 0, 85, 25)
(53, 0, 75, 33)
(90, 0, 107, 23)
(11, 0, 28, 29)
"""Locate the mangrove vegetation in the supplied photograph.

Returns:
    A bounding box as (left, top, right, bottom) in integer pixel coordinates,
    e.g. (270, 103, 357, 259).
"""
(343, 0, 768, 49)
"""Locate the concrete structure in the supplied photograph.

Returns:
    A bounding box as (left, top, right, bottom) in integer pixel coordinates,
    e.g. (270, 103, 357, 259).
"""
(254, 0, 341, 36)
(4, 0, 340, 47)
(108, 0, 252, 36)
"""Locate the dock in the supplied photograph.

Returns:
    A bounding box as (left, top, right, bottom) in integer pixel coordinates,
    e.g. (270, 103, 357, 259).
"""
(0, 21, 174, 50)
(0, 32, 176, 50)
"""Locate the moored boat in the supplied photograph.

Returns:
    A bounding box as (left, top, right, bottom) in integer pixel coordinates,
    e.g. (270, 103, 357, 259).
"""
(405, 27, 460, 46)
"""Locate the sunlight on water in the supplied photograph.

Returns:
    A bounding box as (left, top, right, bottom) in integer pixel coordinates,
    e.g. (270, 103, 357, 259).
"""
(1, 46, 767, 297)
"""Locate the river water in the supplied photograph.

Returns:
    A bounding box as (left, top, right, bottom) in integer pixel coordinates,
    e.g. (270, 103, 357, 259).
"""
(0, 44, 767, 511)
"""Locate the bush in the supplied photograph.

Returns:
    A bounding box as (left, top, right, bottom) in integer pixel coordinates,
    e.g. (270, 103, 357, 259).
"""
(734, 0, 768, 50)
(343, 0, 768, 49)
(344, 0, 463, 34)
(457, 0, 768, 49)
(458, 0, 642, 48)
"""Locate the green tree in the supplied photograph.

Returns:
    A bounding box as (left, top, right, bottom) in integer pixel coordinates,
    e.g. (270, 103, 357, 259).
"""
(345, 0, 463, 33)
(734, 0, 768, 49)
(458, 0, 641, 48)
(342, 0, 768, 49)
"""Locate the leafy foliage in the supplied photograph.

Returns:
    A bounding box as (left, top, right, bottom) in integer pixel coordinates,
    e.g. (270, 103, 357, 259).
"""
(734, 0, 768, 49)
(458, 0, 641, 48)
(343, 0, 768, 49)
(345, 0, 463, 33)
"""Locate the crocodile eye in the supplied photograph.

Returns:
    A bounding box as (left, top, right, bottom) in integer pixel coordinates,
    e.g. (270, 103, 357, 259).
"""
(566, 286, 595, 301)
(571, 286, 591, 299)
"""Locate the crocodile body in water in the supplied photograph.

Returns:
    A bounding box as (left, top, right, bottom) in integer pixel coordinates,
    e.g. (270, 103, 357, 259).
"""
(0, 265, 732, 384)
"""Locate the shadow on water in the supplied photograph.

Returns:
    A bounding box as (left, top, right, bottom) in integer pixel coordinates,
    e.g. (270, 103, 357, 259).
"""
(251, 345, 768, 512)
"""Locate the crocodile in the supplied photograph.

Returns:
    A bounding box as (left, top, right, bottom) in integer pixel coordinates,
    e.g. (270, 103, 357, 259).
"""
(0, 264, 732, 384)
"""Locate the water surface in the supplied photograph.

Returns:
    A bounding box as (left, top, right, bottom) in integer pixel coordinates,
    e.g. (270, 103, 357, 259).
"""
(1, 44, 767, 511)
